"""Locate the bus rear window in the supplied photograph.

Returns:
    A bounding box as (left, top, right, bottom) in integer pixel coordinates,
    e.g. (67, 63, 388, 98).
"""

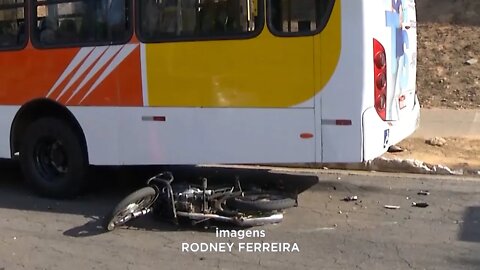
(137, 0, 262, 42)
(0, 0, 26, 50)
(33, 0, 132, 48)
(268, 0, 334, 36)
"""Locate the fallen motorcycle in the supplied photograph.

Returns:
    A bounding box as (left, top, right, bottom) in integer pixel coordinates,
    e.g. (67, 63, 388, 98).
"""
(104, 172, 298, 231)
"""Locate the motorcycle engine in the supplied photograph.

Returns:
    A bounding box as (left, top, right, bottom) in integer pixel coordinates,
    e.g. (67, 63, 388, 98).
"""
(174, 185, 206, 213)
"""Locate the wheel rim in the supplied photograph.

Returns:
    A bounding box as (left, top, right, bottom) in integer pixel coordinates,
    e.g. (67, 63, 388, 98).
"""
(33, 136, 69, 180)
(107, 194, 157, 230)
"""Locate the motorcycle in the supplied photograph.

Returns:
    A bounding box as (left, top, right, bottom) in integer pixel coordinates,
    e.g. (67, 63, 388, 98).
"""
(104, 172, 298, 231)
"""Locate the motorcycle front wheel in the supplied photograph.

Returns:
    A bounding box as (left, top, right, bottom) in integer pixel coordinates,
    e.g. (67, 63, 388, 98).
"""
(227, 192, 296, 212)
(104, 187, 157, 231)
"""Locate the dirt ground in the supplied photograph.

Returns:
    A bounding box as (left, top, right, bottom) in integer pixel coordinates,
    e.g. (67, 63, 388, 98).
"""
(416, 0, 480, 109)
(385, 137, 480, 172)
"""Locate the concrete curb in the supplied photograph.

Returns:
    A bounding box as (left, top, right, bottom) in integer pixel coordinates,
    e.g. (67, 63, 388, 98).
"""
(319, 157, 480, 176)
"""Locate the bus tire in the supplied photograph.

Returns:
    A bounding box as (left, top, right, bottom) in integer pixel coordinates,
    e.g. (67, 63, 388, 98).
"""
(19, 117, 88, 199)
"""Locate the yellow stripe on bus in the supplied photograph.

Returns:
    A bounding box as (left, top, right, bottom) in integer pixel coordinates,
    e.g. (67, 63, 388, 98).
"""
(146, 1, 341, 108)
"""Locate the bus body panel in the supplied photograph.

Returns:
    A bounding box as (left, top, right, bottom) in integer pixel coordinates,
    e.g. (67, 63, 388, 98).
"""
(0, 46, 144, 107)
(0, 0, 420, 167)
(372, 0, 418, 121)
(116, 107, 316, 165)
(318, 0, 419, 163)
(143, 33, 316, 108)
(361, 0, 419, 160)
(68, 107, 316, 165)
(316, 0, 365, 163)
(68, 107, 121, 165)
(0, 106, 19, 159)
(362, 98, 420, 161)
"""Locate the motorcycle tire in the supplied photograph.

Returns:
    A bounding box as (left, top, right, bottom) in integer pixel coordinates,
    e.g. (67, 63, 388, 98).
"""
(227, 192, 296, 212)
(104, 187, 157, 231)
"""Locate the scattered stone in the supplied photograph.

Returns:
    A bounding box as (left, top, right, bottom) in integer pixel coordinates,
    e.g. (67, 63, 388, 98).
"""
(412, 202, 429, 208)
(384, 205, 401, 210)
(465, 58, 478, 65)
(432, 164, 462, 175)
(322, 157, 464, 176)
(343, 196, 358, 202)
(418, 190, 430, 196)
(387, 145, 404, 153)
(425, 137, 447, 147)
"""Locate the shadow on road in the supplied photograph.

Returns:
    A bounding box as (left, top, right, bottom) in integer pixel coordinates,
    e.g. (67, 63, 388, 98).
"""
(447, 257, 480, 269)
(458, 206, 480, 243)
(0, 160, 318, 236)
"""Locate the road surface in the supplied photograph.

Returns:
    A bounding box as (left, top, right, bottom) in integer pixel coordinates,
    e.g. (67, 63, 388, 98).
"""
(0, 162, 478, 270)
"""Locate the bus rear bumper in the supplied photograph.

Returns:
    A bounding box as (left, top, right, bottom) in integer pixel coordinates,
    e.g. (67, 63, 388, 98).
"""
(362, 95, 421, 161)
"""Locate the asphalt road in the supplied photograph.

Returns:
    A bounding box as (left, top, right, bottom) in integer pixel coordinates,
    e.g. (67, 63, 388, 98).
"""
(0, 162, 479, 270)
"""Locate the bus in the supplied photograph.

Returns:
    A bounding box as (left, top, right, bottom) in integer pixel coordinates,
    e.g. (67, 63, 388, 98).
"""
(0, 0, 420, 198)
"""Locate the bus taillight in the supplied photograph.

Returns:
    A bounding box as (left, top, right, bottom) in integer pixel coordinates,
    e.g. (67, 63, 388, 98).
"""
(373, 39, 387, 121)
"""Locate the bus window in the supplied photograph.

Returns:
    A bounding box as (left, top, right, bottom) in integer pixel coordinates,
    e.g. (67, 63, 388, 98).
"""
(33, 0, 132, 48)
(138, 0, 261, 42)
(268, 0, 333, 35)
(0, 0, 26, 49)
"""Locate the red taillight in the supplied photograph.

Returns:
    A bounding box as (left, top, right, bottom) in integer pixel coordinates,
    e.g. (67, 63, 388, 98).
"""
(375, 72, 387, 89)
(374, 51, 386, 69)
(373, 39, 387, 121)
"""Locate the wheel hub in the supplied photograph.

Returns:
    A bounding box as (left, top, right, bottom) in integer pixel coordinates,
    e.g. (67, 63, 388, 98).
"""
(34, 138, 69, 178)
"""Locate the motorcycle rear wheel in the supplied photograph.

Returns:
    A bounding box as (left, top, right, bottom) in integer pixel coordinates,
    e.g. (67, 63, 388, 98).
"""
(104, 187, 157, 231)
(227, 192, 296, 212)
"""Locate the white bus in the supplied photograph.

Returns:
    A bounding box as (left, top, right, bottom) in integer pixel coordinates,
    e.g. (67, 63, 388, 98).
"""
(0, 0, 419, 198)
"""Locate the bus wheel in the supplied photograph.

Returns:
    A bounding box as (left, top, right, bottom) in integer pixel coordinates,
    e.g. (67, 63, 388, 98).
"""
(19, 117, 88, 199)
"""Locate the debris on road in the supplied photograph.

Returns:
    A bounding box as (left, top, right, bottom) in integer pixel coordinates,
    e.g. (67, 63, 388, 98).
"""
(384, 205, 401, 210)
(387, 145, 404, 153)
(343, 195, 358, 202)
(425, 137, 447, 147)
(417, 190, 430, 196)
(412, 202, 429, 208)
(465, 58, 478, 65)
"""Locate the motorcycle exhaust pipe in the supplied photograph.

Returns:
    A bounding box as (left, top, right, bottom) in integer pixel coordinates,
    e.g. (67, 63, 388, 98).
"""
(235, 213, 283, 226)
(176, 212, 284, 226)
